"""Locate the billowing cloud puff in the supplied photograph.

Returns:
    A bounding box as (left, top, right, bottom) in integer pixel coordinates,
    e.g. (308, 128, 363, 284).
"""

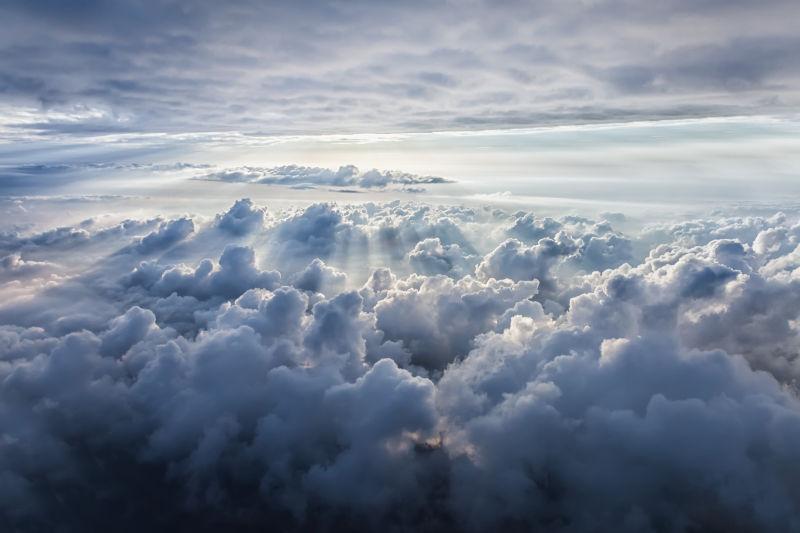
(274, 203, 361, 262)
(407, 237, 474, 276)
(126, 245, 281, 300)
(0, 217, 160, 255)
(0, 225, 91, 251)
(134, 217, 195, 254)
(215, 198, 267, 235)
(507, 213, 563, 242)
(476, 236, 574, 295)
(374, 274, 539, 370)
(290, 258, 347, 295)
(569, 230, 634, 272)
(373, 207, 478, 263)
(2, 197, 800, 531)
(0, 253, 56, 282)
(441, 330, 800, 531)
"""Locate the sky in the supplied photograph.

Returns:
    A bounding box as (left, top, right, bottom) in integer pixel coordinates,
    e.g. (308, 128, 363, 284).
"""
(3, 2, 800, 533)
(2, 0, 800, 136)
(1, 0, 799, 210)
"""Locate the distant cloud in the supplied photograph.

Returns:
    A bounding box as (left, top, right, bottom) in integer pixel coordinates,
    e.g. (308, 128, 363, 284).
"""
(195, 164, 453, 191)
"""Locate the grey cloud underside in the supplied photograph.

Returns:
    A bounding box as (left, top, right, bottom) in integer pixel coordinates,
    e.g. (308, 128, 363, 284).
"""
(1, 0, 799, 136)
(3, 198, 800, 531)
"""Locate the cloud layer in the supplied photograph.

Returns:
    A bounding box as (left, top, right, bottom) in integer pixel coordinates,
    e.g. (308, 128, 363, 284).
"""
(0, 1, 798, 137)
(2, 198, 800, 531)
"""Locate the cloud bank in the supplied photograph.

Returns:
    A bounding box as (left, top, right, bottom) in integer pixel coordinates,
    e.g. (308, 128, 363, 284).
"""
(2, 198, 800, 531)
(196, 164, 453, 192)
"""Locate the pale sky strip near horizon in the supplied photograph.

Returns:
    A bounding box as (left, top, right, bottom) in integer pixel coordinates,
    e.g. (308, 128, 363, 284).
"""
(2, 0, 798, 208)
(1, 115, 798, 207)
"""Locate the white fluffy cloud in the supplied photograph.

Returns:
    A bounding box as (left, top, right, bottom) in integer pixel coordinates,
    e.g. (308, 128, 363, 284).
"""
(125, 245, 281, 300)
(2, 198, 800, 531)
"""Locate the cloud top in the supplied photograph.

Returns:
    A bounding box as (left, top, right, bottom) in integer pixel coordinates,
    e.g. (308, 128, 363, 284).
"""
(2, 198, 800, 531)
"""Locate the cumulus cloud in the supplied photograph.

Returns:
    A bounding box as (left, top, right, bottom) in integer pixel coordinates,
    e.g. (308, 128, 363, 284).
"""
(125, 244, 281, 300)
(407, 237, 474, 276)
(506, 213, 564, 242)
(476, 236, 574, 296)
(215, 198, 267, 235)
(2, 197, 800, 531)
(134, 217, 195, 254)
(271, 203, 368, 270)
(374, 274, 540, 370)
(0, 253, 56, 282)
(290, 258, 347, 295)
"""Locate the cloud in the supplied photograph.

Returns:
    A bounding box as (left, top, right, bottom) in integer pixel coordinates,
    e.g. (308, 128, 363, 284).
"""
(290, 258, 347, 295)
(271, 203, 367, 269)
(441, 332, 800, 531)
(1, 197, 800, 531)
(407, 237, 474, 276)
(476, 236, 575, 295)
(506, 213, 563, 242)
(0, 253, 57, 282)
(125, 244, 281, 300)
(0, 215, 162, 257)
(133, 217, 195, 255)
(374, 274, 540, 370)
(215, 198, 267, 236)
(1, 1, 797, 138)
(197, 165, 453, 191)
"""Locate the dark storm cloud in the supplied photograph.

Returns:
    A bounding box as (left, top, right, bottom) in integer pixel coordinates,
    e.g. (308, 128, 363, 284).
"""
(0, 0, 798, 136)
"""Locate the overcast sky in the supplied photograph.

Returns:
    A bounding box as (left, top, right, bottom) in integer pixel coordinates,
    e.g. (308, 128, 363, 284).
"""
(1, 0, 799, 138)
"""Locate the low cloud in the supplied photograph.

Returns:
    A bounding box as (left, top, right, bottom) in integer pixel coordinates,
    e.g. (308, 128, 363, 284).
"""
(1, 198, 800, 531)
